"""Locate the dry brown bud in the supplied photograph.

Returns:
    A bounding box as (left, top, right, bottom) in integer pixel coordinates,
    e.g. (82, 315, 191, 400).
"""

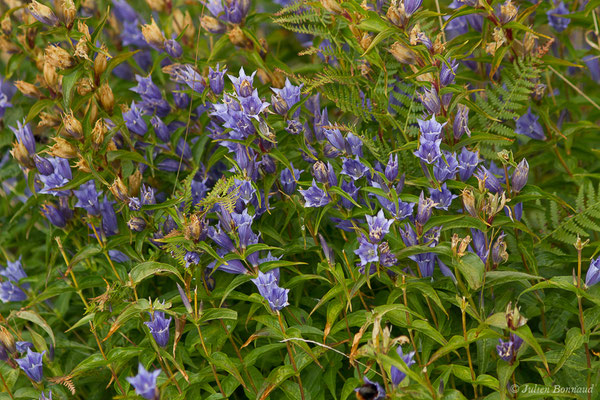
(321, 0, 343, 14)
(62, 110, 83, 139)
(91, 118, 106, 150)
(0, 326, 16, 354)
(97, 82, 114, 113)
(74, 38, 90, 60)
(62, 0, 76, 28)
(38, 112, 61, 128)
(43, 61, 59, 88)
(94, 46, 109, 79)
(109, 177, 129, 202)
(15, 80, 42, 98)
(141, 18, 165, 50)
(389, 41, 416, 64)
(74, 155, 91, 172)
(76, 77, 94, 96)
(128, 169, 142, 196)
(200, 15, 225, 34)
(48, 136, 78, 158)
(145, 0, 166, 12)
(45, 44, 74, 69)
(173, 9, 194, 41)
(228, 25, 251, 48)
(1, 16, 12, 36)
(11, 142, 35, 168)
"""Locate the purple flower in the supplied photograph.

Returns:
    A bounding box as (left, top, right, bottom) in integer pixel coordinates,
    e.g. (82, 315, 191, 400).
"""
(414, 135, 442, 165)
(511, 159, 529, 193)
(108, 250, 130, 263)
(16, 341, 34, 353)
(390, 346, 416, 386)
(272, 78, 303, 118)
(131, 75, 162, 101)
(209, 64, 227, 95)
(324, 127, 346, 153)
(184, 251, 200, 268)
(74, 180, 100, 215)
(416, 192, 435, 225)
(341, 157, 369, 180)
(280, 163, 303, 194)
(496, 338, 513, 362)
(457, 147, 480, 181)
(16, 349, 44, 382)
(547, 2, 570, 32)
(299, 180, 330, 207)
(354, 235, 379, 266)
(251, 271, 289, 312)
(164, 38, 182, 58)
(404, 0, 423, 16)
(173, 84, 190, 109)
(112, 0, 138, 22)
(144, 311, 171, 348)
(0, 257, 27, 285)
(420, 87, 441, 115)
(385, 154, 399, 181)
(417, 115, 446, 137)
(100, 196, 119, 236)
(470, 229, 489, 264)
(474, 166, 503, 193)
(434, 151, 459, 182)
(127, 363, 161, 400)
(453, 104, 471, 139)
(515, 107, 546, 140)
(239, 89, 270, 119)
(355, 377, 386, 400)
(0, 281, 26, 302)
(41, 202, 68, 228)
(340, 179, 359, 209)
(27, 1, 59, 25)
(366, 210, 393, 243)
(229, 67, 256, 97)
(583, 55, 600, 83)
(346, 133, 363, 157)
(123, 102, 148, 136)
(440, 59, 458, 86)
(10, 119, 35, 154)
(429, 183, 457, 210)
(38, 157, 72, 196)
(39, 391, 52, 400)
(586, 257, 600, 287)
(165, 64, 205, 93)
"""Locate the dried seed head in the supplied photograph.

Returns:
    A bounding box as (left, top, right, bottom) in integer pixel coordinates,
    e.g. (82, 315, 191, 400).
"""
(91, 119, 106, 150)
(461, 188, 478, 217)
(15, 80, 42, 98)
(74, 154, 91, 172)
(48, 136, 78, 158)
(109, 177, 129, 202)
(173, 9, 194, 41)
(141, 18, 165, 50)
(128, 169, 142, 197)
(61, 0, 76, 28)
(28, 0, 59, 26)
(43, 61, 59, 88)
(62, 110, 83, 139)
(76, 77, 94, 96)
(94, 46, 109, 79)
(11, 141, 35, 168)
(145, 0, 166, 12)
(0, 327, 16, 354)
(389, 41, 416, 64)
(200, 15, 225, 34)
(97, 82, 114, 113)
(228, 25, 250, 48)
(321, 0, 343, 13)
(45, 44, 74, 69)
(0, 34, 20, 53)
(38, 112, 61, 128)
(74, 38, 90, 60)
(1, 16, 12, 35)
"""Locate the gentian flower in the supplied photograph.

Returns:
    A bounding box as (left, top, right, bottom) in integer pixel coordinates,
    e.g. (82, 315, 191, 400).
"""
(474, 166, 503, 193)
(414, 135, 442, 164)
(16, 341, 34, 353)
(164, 38, 183, 58)
(429, 183, 457, 210)
(251, 271, 289, 312)
(547, 2, 570, 32)
(433, 151, 459, 182)
(583, 55, 600, 83)
(440, 59, 458, 86)
(39, 391, 52, 400)
(131, 75, 170, 117)
(453, 104, 471, 139)
(123, 102, 148, 136)
(37, 157, 72, 196)
(299, 180, 330, 207)
(127, 363, 161, 400)
(385, 154, 399, 181)
(346, 133, 363, 157)
(586, 257, 600, 287)
(144, 311, 171, 348)
(340, 179, 359, 209)
(324, 127, 346, 153)
(271, 78, 303, 118)
(416, 192, 435, 226)
(209, 64, 227, 95)
(0, 257, 27, 286)
(163, 64, 205, 93)
(74, 180, 101, 215)
(100, 196, 119, 236)
(515, 108, 546, 140)
(112, 0, 138, 22)
(41, 202, 68, 228)
(354, 235, 379, 266)
(341, 157, 369, 180)
(420, 87, 441, 115)
(229, 67, 256, 97)
(0, 281, 27, 302)
(108, 250, 130, 263)
(417, 115, 446, 137)
(355, 377, 386, 400)
(511, 159, 529, 193)
(470, 229, 489, 264)
(366, 210, 394, 243)
(10, 119, 36, 155)
(280, 163, 303, 195)
(457, 147, 480, 181)
(16, 349, 44, 382)
(390, 346, 416, 386)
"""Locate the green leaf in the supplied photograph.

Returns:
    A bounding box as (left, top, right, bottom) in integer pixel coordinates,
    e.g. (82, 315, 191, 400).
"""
(453, 253, 485, 290)
(13, 310, 55, 347)
(129, 261, 184, 285)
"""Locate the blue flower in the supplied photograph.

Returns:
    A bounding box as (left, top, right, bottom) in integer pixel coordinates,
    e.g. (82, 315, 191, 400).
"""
(41, 202, 68, 228)
(0, 281, 27, 302)
(457, 147, 480, 181)
(299, 180, 330, 207)
(413, 135, 442, 164)
(16, 349, 44, 382)
(37, 157, 72, 196)
(123, 102, 148, 136)
(453, 104, 471, 139)
(547, 2, 570, 32)
(164, 64, 205, 93)
(74, 180, 101, 215)
(390, 346, 416, 386)
(144, 311, 171, 348)
(345, 133, 363, 157)
(127, 363, 161, 400)
(434, 151, 459, 182)
(417, 115, 446, 137)
(0, 257, 27, 285)
(229, 67, 256, 97)
(280, 163, 303, 195)
(511, 159, 529, 193)
(420, 87, 441, 115)
(112, 0, 138, 22)
(470, 229, 489, 264)
(39, 391, 52, 400)
(355, 377, 386, 400)
(405, 0, 423, 16)
(271, 78, 303, 118)
(340, 179, 359, 209)
(341, 157, 369, 180)
(366, 210, 393, 243)
(586, 257, 600, 287)
(429, 183, 457, 210)
(164, 38, 182, 58)
(515, 107, 546, 140)
(474, 166, 503, 193)
(108, 250, 130, 263)
(209, 64, 227, 95)
(100, 196, 119, 236)
(10, 119, 36, 155)
(16, 341, 34, 353)
(385, 154, 399, 181)
(251, 271, 289, 312)
(416, 192, 435, 225)
(324, 127, 346, 153)
(354, 235, 379, 266)
(440, 59, 458, 86)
